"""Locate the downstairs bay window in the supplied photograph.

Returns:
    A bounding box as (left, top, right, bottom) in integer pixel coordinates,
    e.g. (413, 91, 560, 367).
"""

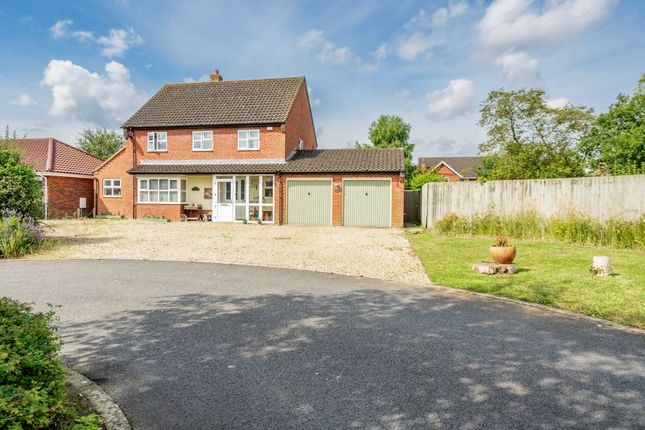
(138, 178, 187, 203)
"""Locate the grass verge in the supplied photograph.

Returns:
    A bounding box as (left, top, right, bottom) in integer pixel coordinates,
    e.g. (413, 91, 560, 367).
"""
(406, 232, 645, 328)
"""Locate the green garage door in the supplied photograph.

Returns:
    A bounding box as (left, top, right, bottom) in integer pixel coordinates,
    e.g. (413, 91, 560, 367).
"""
(343, 179, 391, 227)
(287, 179, 332, 225)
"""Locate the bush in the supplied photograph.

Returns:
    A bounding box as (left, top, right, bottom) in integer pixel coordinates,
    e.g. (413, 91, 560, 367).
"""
(0, 298, 68, 428)
(434, 211, 644, 249)
(0, 144, 43, 219)
(0, 210, 45, 258)
(409, 171, 446, 191)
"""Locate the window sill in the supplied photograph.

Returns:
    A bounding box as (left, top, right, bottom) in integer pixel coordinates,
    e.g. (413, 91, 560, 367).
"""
(192, 148, 214, 152)
(147, 150, 168, 153)
(137, 202, 187, 205)
(237, 147, 261, 151)
(102, 195, 122, 198)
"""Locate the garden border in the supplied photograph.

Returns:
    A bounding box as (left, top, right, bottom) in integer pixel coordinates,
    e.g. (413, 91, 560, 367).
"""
(65, 367, 132, 430)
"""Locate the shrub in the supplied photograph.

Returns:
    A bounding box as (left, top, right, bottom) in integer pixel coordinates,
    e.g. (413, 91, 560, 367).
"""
(433, 211, 644, 249)
(0, 298, 68, 429)
(0, 210, 45, 258)
(409, 171, 446, 191)
(0, 143, 43, 219)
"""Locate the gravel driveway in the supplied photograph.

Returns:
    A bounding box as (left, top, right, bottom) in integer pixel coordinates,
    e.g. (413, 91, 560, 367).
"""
(31, 219, 428, 284)
(1, 260, 643, 429)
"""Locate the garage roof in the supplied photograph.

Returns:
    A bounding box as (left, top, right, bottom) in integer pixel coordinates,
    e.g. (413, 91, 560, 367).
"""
(8, 138, 103, 176)
(128, 148, 405, 174)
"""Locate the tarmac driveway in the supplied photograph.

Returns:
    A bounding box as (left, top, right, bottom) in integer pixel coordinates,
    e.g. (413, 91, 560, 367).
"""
(1, 260, 644, 429)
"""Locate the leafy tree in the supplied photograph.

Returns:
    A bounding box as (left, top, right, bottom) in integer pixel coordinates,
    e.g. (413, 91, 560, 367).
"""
(76, 128, 123, 160)
(477, 89, 594, 180)
(358, 115, 416, 188)
(580, 73, 645, 175)
(409, 170, 446, 191)
(0, 140, 43, 219)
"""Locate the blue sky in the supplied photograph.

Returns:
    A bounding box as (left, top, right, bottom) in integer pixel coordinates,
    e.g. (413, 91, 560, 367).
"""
(1, 0, 644, 159)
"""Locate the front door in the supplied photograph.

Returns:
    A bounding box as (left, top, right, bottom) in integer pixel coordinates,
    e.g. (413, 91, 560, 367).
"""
(213, 178, 234, 221)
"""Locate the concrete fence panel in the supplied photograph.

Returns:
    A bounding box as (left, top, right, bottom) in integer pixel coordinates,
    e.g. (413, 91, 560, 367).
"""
(421, 175, 645, 228)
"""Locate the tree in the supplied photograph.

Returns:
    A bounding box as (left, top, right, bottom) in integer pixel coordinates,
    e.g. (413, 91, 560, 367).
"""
(580, 73, 645, 175)
(0, 140, 43, 219)
(409, 170, 446, 191)
(477, 89, 594, 180)
(76, 128, 123, 160)
(358, 115, 415, 188)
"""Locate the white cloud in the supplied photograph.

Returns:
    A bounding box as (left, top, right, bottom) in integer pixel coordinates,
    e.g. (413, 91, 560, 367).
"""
(375, 43, 390, 61)
(50, 19, 73, 38)
(478, 0, 617, 49)
(496, 51, 540, 81)
(547, 97, 571, 109)
(425, 79, 476, 120)
(10, 94, 38, 107)
(49, 19, 143, 57)
(97, 28, 143, 57)
(397, 1, 467, 61)
(182, 74, 210, 83)
(307, 86, 321, 108)
(42, 59, 146, 126)
(298, 29, 356, 65)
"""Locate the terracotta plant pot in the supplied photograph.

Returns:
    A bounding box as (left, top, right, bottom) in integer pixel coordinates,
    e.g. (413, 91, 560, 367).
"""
(490, 246, 516, 264)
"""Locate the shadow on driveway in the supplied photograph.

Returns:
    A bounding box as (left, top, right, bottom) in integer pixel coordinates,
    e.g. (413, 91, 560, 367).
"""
(60, 288, 645, 429)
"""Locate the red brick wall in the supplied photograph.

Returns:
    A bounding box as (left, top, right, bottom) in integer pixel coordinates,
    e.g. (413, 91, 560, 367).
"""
(137, 204, 184, 221)
(435, 165, 461, 182)
(95, 146, 134, 218)
(279, 173, 404, 227)
(130, 126, 287, 162)
(45, 175, 95, 218)
(284, 83, 317, 156)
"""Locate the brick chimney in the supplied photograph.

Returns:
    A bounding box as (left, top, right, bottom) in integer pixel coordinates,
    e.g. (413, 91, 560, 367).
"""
(209, 68, 223, 82)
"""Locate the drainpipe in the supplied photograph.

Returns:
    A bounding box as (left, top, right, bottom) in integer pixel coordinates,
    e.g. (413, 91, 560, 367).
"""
(128, 128, 137, 219)
(42, 175, 48, 220)
(277, 172, 283, 225)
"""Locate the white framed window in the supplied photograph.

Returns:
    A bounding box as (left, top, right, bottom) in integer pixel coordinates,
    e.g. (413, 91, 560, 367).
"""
(103, 179, 121, 197)
(147, 132, 168, 152)
(138, 178, 187, 203)
(192, 131, 213, 151)
(237, 129, 260, 150)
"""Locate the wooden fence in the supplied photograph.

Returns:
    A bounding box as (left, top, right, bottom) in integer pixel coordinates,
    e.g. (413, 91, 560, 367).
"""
(420, 175, 645, 228)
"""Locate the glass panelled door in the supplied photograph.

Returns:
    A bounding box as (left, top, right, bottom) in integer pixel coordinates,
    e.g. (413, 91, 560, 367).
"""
(213, 177, 234, 221)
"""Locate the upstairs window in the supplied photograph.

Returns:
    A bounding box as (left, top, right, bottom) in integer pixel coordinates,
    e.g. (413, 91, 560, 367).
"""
(193, 131, 213, 151)
(238, 130, 260, 150)
(147, 132, 167, 151)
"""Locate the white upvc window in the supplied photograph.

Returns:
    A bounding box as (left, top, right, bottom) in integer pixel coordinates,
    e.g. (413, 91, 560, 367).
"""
(147, 132, 168, 151)
(237, 129, 260, 150)
(192, 131, 213, 151)
(138, 178, 187, 203)
(103, 179, 121, 197)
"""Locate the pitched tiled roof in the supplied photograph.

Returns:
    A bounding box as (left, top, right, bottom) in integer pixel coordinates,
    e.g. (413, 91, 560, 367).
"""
(122, 77, 306, 128)
(8, 138, 103, 176)
(128, 148, 405, 175)
(419, 156, 483, 179)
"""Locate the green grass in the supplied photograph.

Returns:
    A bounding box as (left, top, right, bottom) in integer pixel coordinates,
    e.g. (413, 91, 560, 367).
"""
(407, 232, 645, 328)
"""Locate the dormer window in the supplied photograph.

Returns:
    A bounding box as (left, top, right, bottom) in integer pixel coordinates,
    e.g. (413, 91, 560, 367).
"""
(238, 130, 260, 150)
(147, 132, 167, 151)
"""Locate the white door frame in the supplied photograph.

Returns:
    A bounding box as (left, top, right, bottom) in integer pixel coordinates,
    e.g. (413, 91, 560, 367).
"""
(212, 176, 234, 222)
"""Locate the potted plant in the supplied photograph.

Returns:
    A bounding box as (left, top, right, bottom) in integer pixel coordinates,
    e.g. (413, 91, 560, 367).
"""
(490, 236, 516, 264)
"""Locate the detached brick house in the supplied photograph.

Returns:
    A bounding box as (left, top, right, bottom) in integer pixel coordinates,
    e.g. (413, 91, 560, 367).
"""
(95, 72, 404, 227)
(11, 138, 103, 218)
(418, 156, 482, 182)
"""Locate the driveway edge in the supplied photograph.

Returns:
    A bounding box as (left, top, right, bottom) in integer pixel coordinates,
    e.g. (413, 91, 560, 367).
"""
(427, 283, 645, 335)
(65, 367, 132, 430)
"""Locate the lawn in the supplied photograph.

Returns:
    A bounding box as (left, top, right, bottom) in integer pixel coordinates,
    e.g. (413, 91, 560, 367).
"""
(407, 232, 645, 328)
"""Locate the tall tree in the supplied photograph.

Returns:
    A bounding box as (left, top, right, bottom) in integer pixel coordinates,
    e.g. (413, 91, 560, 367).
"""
(76, 128, 123, 160)
(477, 89, 594, 180)
(580, 73, 645, 175)
(358, 115, 415, 187)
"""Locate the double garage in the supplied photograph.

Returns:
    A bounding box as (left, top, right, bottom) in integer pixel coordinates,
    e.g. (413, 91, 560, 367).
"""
(285, 177, 395, 227)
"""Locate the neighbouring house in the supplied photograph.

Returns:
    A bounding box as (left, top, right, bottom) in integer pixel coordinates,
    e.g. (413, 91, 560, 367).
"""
(95, 70, 404, 227)
(418, 156, 482, 182)
(10, 138, 103, 218)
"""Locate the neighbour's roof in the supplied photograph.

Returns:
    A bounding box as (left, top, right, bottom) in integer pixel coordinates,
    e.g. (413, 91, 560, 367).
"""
(128, 148, 405, 175)
(419, 156, 482, 179)
(122, 77, 306, 128)
(8, 138, 103, 176)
